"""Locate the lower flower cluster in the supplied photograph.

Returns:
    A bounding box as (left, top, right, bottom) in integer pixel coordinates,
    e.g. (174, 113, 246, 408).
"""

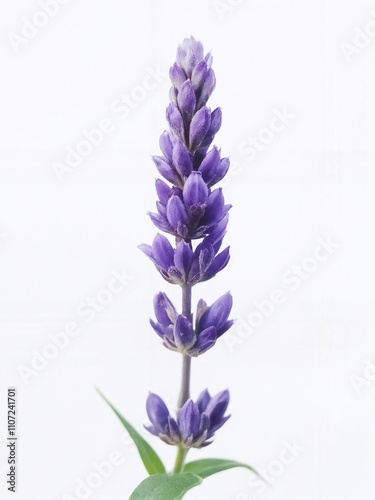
(145, 389, 230, 449)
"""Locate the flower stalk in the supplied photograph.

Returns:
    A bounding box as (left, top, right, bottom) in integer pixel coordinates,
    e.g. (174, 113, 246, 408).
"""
(173, 445, 187, 474)
(178, 354, 191, 409)
(141, 35, 233, 457)
(178, 284, 192, 408)
(99, 36, 261, 499)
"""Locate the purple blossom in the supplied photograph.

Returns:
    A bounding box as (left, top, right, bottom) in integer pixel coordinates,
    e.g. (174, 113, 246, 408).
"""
(145, 389, 230, 448)
(139, 234, 230, 286)
(149, 176, 231, 241)
(139, 38, 234, 460)
(196, 292, 234, 338)
(150, 291, 233, 356)
(143, 36, 231, 243)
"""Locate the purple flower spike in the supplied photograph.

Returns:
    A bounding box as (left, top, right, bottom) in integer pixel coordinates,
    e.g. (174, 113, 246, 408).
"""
(145, 389, 230, 449)
(100, 38, 259, 495)
(143, 36, 233, 243)
(140, 39, 235, 466)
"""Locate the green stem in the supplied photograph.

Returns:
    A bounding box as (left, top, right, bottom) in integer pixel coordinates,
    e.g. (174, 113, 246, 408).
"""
(173, 445, 187, 474)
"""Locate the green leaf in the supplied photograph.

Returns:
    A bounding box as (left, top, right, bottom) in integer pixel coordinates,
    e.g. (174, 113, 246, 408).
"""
(95, 387, 165, 475)
(183, 458, 260, 479)
(129, 473, 202, 500)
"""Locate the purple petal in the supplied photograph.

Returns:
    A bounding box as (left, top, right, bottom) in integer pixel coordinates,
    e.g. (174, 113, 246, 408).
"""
(201, 188, 224, 225)
(205, 52, 213, 68)
(216, 319, 234, 338)
(155, 179, 171, 205)
(196, 389, 211, 413)
(209, 157, 230, 187)
(149, 318, 170, 339)
(204, 389, 230, 433)
(159, 131, 173, 162)
(188, 243, 215, 285)
(189, 107, 211, 151)
(202, 246, 230, 281)
(178, 400, 201, 441)
(138, 243, 152, 259)
(169, 63, 186, 89)
(207, 415, 231, 438)
(177, 80, 196, 123)
(197, 68, 216, 108)
(198, 292, 233, 332)
(186, 204, 206, 230)
(203, 214, 228, 249)
(146, 393, 170, 431)
(166, 266, 183, 284)
(199, 108, 222, 150)
(176, 37, 204, 76)
(167, 416, 180, 442)
(191, 326, 217, 356)
(166, 103, 185, 140)
(148, 212, 174, 235)
(208, 107, 222, 137)
(199, 413, 211, 435)
(172, 140, 193, 178)
(144, 424, 159, 437)
(193, 145, 210, 169)
(169, 87, 178, 106)
(153, 156, 180, 185)
(166, 195, 188, 231)
(198, 147, 220, 185)
(183, 171, 209, 206)
(152, 233, 174, 270)
(190, 225, 210, 240)
(174, 315, 196, 351)
(163, 336, 178, 351)
(156, 201, 166, 217)
(191, 60, 208, 90)
(195, 298, 208, 326)
(153, 292, 177, 326)
(174, 240, 193, 279)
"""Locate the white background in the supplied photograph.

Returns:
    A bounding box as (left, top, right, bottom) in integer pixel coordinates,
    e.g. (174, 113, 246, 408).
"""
(1, 0, 374, 499)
